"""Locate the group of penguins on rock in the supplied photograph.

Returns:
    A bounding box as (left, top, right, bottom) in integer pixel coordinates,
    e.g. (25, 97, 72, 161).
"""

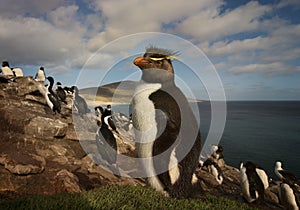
(2, 46, 299, 209)
(0, 61, 24, 79)
(0, 61, 90, 116)
(198, 144, 300, 210)
(239, 160, 300, 210)
(34, 67, 90, 116)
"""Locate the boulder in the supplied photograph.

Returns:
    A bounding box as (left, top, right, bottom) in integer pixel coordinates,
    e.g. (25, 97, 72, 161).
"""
(15, 77, 40, 96)
(55, 169, 81, 193)
(25, 116, 68, 139)
(0, 153, 45, 175)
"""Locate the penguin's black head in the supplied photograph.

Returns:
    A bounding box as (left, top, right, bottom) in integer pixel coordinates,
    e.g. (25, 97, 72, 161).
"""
(134, 46, 179, 74)
(245, 161, 257, 171)
(56, 82, 62, 86)
(217, 145, 223, 153)
(40, 67, 44, 71)
(47, 76, 54, 83)
(72, 86, 79, 93)
(134, 46, 180, 83)
(2, 61, 9, 67)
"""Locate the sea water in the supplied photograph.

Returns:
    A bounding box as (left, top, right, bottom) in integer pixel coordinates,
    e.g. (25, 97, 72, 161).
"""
(198, 101, 300, 179)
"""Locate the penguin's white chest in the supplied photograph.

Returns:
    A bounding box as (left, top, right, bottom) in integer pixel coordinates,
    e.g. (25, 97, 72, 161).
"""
(1, 66, 14, 76)
(36, 70, 45, 81)
(132, 82, 162, 145)
(44, 87, 53, 110)
(132, 82, 166, 192)
(240, 167, 257, 203)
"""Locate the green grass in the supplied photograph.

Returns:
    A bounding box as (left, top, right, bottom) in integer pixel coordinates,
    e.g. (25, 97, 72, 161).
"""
(0, 185, 257, 210)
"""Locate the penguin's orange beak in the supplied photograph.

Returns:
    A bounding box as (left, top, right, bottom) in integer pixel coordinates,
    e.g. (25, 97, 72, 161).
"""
(133, 56, 149, 68)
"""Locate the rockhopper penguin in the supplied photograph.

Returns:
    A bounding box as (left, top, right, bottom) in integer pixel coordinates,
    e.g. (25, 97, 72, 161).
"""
(132, 46, 202, 198)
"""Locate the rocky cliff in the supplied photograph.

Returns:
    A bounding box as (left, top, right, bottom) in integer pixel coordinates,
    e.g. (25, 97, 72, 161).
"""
(0, 77, 282, 209)
(0, 76, 140, 199)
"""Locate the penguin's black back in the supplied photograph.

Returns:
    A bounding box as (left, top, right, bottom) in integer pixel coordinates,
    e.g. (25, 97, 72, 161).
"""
(245, 162, 265, 201)
(56, 86, 67, 104)
(149, 86, 201, 198)
(48, 92, 61, 113)
(96, 124, 117, 164)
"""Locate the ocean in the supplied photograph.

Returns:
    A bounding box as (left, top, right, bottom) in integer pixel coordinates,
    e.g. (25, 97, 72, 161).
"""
(198, 101, 300, 179)
(111, 101, 300, 179)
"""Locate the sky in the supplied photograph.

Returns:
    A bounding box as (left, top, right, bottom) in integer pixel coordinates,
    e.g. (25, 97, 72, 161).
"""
(0, 0, 300, 100)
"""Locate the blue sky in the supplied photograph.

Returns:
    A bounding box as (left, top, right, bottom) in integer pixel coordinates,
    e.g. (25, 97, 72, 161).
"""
(0, 0, 299, 100)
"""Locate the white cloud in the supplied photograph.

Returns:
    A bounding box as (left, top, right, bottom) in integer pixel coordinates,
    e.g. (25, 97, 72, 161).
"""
(0, 15, 86, 68)
(176, 1, 271, 42)
(200, 36, 272, 56)
(86, 0, 223, 50)
(0, 0, 299, 80)
(229, 62, 300, 75)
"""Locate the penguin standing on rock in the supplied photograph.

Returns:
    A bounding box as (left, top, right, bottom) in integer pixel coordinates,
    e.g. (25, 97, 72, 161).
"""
(12, 67, 24, 77)
(55, 82, 67, 104)
(279, 181, 300, 210)
(1, 61, 14, 79)
(95, 105, 118, 172)
(275, 161, 300, 187)
(45, 76, 61, 114)
(239, 161, 269, 203)
(132, 46, 202, 198)
(35, 67, 46, 82)
(72, 86, 90, 116)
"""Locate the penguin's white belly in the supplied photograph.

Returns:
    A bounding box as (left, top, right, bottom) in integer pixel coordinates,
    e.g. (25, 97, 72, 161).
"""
(279, 183, 298, 210)
(1, 67, 14, 76)
(132, 82, 162, 145)
(45, 93, 53, 110)
(240, 168, 257, 203)
(132, 82, 165, 192)
(12, 68, 23, 77)
(36, 71, 45, 81)
(256, 168, 269, 189)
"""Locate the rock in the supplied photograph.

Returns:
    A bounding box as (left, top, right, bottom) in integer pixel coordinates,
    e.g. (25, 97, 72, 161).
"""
(15, 77, 39, 96)
(25, 116, 68, 139)
(25, 94, 46, 105)
(55, 169, 81, 192)
(0, 78, 145, 199)
(0, 167, 16, 192)
(265, 187, 280, 204)
(50, 145, 68, 156)
(0, 153, 45, 175)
